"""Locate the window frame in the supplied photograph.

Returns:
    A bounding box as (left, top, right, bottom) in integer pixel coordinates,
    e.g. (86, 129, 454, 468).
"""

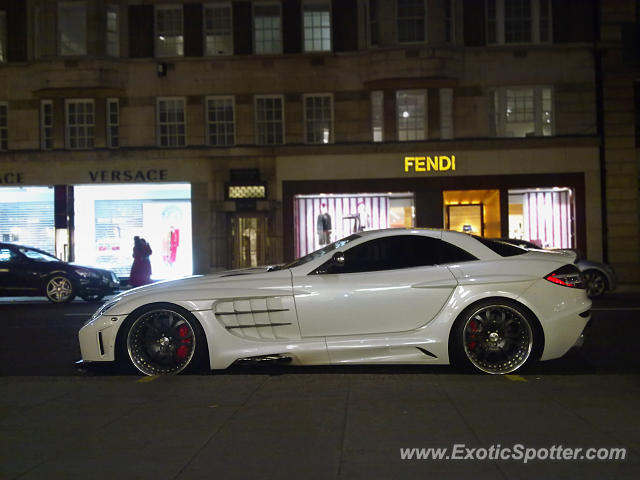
(0, 11, 7, 63)
(366, 0, 379, 48)
(396, 89, 428, 142)
(302, 0, 332, 53)
(490, 85, 554, 138)
(371, 90, 384, 142)
(154, 4, 184, 58)
(40, 100, 53, 151)
(396, 0, 427, 44)
(156, 97, 187, 148)
(64, 98, 94, 150)
(106, 98, 119, 149)
(303, 93, 334, 144)
(57, 2, 88, 56)
(486, 0, 553, 45)
(203, 2, 233, 56)
(205, 95, 236, 146)
(443, 0, 455, 44)
(253, 2, 283, 55)
(106, 5, 120, 57)
(254, 94, 285, 145)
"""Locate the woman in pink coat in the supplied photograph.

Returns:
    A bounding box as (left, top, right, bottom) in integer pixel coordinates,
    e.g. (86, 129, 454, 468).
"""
(129, 236, 152, 287)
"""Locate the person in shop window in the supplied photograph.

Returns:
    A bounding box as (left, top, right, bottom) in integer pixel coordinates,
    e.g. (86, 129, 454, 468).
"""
(129, 236, 153, 287)
(316, 203, 332, 246)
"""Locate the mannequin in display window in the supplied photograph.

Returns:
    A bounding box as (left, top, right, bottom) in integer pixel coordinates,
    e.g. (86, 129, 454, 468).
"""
(316, 203, 332, 246)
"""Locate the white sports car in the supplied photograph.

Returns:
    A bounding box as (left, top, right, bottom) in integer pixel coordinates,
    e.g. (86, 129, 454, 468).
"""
(78, 229, 591, 376)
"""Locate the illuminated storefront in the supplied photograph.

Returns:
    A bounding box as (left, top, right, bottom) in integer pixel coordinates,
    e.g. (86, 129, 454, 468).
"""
(0, 187, 55, 254)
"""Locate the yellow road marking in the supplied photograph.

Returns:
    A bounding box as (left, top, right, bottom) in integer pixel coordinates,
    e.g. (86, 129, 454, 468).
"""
(504, 374, 527, 382)
(137, 375, 160, 383)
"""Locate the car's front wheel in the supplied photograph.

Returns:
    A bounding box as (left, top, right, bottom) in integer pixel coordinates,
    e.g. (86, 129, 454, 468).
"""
(449, 299, 542, 374)
(45, 275, 76, 303)
(119, 303, 207, 376)
(583, 269, 607, 298)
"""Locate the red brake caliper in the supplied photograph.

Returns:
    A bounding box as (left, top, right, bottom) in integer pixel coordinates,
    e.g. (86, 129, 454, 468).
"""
(175, 325, 191, 360)
(467, 320, 479, 351)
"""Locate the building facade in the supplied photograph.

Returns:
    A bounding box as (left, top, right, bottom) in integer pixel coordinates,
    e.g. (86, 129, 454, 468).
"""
(0, 0, 628, 282)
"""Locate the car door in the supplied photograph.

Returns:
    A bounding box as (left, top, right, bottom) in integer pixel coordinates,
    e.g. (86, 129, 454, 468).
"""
(293, 234, 475, 338)
(0, 247, 39, 295)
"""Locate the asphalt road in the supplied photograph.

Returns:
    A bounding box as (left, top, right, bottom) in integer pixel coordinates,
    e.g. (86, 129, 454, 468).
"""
(0, 292, 639, 479)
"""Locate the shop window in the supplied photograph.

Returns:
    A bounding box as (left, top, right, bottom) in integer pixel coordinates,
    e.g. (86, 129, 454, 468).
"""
(0, 187, 55, 254)
(204, 3, 233, 56)
(486, 0, 552, 45)
(255, 95, 284, 145)
(304, 94, 333, 144)
(157, 97, 186, 147)
(397, 90, 427, 141)
(371, 91, 384, 142)
(58, 2, 87, 55)
(440, 88, 454, 139)
(0, 11, 6, 62)
(65, 99, 94, 149)
(508, 188, 574, 249)
(443, 190, 501, 238)
(397, 0, 426, 43)
(294, 193, 415, 258)
(40, 100, 53, 150)
(106, 5, 119, 57)
(206, 96, 235, 146)
(491, 86, 553, 137)
(155, 5, 184, 57)
(254, 3, 282, 54)
(0, 102, 7, 151)
(303, 1, 331, 52)
(106, 98, 119, 149)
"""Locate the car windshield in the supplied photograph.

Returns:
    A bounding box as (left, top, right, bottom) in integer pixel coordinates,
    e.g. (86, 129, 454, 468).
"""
(18, 247, 60, 262)
(283, 234, 361, 269)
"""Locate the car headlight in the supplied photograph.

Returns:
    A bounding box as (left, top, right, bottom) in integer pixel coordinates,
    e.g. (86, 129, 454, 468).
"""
(87, 297, 122, 324)
(75, 267, 98, 279)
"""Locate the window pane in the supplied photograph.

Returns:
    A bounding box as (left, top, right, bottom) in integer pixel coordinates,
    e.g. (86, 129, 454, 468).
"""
(156, 7, 184, 57)
(66, 100, 94, 149)
(157, 99, 186, 146)
(397, 90, 426, 141)
(58, 5, 87, 55)
(303, 3, 331, 52)
(254, 4, 282, 54)
(397, 0, 425, 42)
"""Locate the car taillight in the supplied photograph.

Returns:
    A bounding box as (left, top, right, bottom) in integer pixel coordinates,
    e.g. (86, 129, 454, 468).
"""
(545, 264, 584, 289)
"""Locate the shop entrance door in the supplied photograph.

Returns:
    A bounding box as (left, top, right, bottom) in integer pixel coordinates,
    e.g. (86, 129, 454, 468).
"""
(230, 214, 266, 269)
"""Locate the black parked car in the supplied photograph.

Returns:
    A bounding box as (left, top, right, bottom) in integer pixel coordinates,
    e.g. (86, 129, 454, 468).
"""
(0, 243, 120, 303)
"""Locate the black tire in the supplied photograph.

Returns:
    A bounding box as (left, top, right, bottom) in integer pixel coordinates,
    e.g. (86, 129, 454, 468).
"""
(45, 275, 76, 303)
(118, 303, 208, 376)
(583, 269, 608, 298)
(448, 298, 543, 374)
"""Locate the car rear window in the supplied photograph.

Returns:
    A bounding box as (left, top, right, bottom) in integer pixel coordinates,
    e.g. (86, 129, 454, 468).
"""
(473, 236, 527, 257)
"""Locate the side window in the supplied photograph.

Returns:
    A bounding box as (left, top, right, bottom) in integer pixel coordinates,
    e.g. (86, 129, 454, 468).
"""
(320, 235, 476, 274)
(0, 248, 16, 262)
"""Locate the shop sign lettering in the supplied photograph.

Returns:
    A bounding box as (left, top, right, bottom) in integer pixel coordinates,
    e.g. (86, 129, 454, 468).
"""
(0, 172, 24, 184)
(88, 169, 169, 182)
(404, 156, 456, 173)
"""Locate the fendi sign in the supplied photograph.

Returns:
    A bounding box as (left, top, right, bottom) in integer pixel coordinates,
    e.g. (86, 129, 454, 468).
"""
(404, 155, 456, 173)
(88, 169, 169, 182)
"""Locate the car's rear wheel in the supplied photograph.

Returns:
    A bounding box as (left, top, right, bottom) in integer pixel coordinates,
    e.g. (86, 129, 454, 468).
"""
(449, 299, 542, 374)
(120, 303, 207, 375)
(583, 269, 607, 298)
(45, 275, 76, 303)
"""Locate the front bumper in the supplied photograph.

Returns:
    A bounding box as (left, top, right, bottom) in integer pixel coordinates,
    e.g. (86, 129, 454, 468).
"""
(78, 313, 127, 362)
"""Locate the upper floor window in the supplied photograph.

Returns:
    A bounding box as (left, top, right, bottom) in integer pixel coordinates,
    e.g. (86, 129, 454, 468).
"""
(304, 94, 333, 144)
(444, 0, 455, 43)
(367, 0, 379, 47)
(106, 98, 119, 148)
(65, 99, 94, 149)
(397, 90, 427, 141)
(303, 1, 331, 52)
(487, 0, 551, 45)
(0, 102, 7, 150)
(0, 11, 6, 62)
(397, 0, 426, 43)
(206, 96, 235, 146)
(491, 86, 554, 137)
(255, 95, 284, 145)
(371, 91, 384, 142)
(58, 3, 87, 55)
(157, 98, 186, 147)
(155, 6, 184, 57)
(106, 6, 119, 57)
(40, 100, 53, 151)
(204, 3, 233, 56)
(254, 3, 282, 54)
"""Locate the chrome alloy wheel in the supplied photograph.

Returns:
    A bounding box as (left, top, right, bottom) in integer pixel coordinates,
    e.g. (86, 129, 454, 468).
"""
(462, 304, 533, 374)
(126, 309, 196, 375)
(46, 276, 74, 303)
